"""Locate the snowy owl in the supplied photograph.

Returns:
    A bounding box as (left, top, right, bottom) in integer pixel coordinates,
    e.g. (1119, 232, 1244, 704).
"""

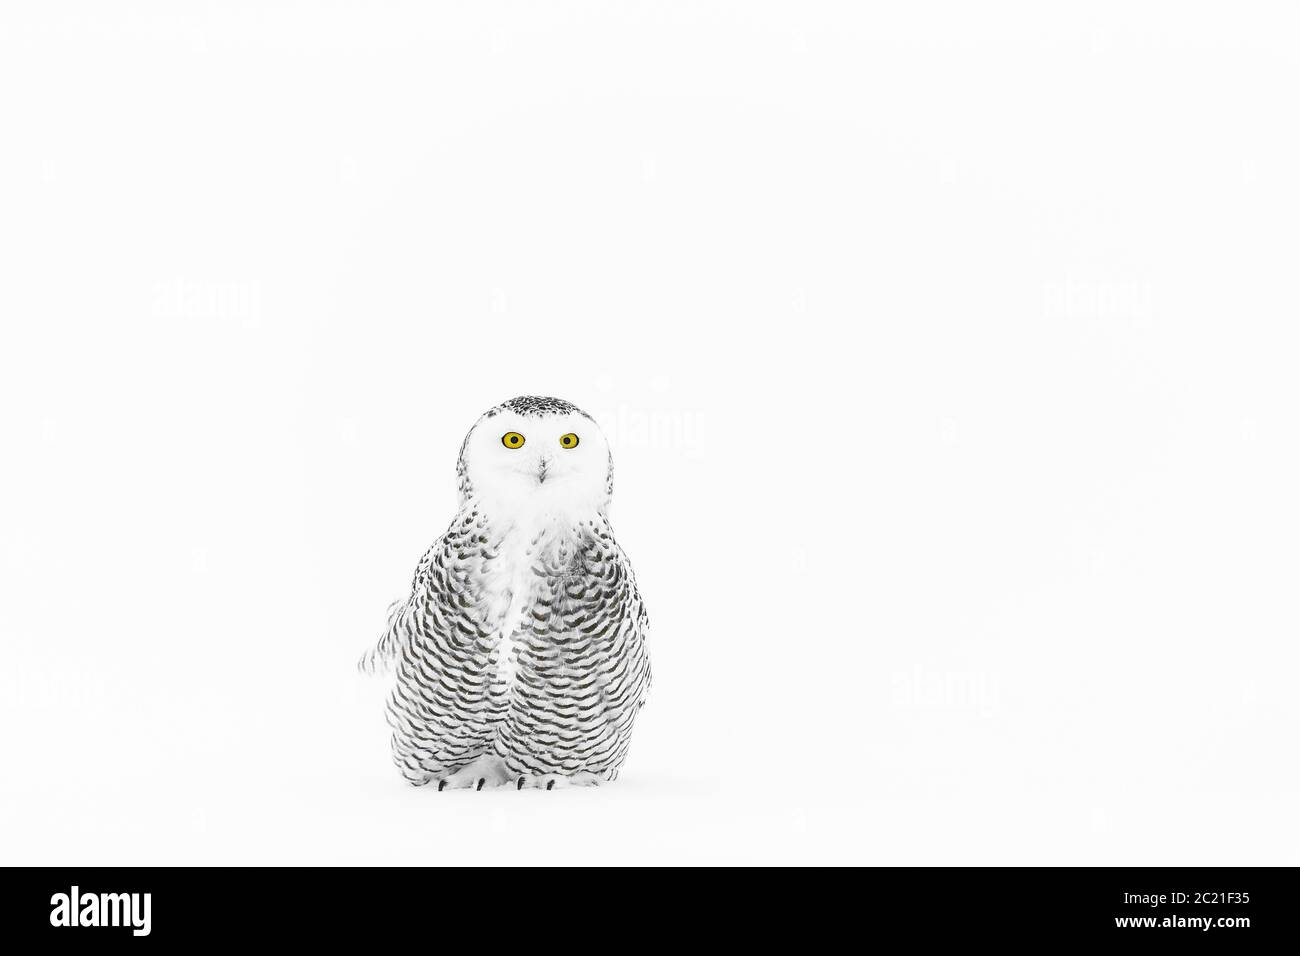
(360, 396, 652, 789)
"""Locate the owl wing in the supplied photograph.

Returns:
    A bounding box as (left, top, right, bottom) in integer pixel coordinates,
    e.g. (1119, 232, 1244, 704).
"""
(357, 537, 442, 675)
(602, 538, 652, 713)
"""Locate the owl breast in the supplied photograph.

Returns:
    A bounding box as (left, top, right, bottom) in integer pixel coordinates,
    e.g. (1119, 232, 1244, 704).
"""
(479, 515, 649, 778)
(484, 520, 597, 698)
(382, 507, 649, 784)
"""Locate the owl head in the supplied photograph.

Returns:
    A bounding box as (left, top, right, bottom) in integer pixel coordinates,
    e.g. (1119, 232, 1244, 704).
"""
(457, 396, 613, 514)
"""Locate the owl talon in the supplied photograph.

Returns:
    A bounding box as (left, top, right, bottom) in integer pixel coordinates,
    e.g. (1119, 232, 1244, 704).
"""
(512, 772, 605, 789)
(431, 755, 512, 789)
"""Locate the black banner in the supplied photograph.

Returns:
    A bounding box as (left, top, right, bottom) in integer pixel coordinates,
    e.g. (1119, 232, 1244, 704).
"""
(1, 867, 1292, 944)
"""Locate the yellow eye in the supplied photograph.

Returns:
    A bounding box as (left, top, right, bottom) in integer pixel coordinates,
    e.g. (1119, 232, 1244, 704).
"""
(559, 433, 579, 449)
(501, 432, 525, 449)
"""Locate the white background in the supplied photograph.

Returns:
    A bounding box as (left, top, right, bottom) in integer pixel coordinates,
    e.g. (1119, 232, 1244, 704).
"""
(2, 3, 1298, 865)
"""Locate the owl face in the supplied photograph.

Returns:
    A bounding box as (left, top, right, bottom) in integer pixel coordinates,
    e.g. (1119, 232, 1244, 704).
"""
(460, 398, 610, 514)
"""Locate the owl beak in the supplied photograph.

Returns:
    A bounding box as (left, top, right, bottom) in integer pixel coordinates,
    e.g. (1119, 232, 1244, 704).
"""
(536, 454, 550, 485)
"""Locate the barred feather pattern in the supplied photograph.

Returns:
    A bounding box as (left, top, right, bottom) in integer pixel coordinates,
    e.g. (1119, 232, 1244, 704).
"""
(362, 503, 652, 785)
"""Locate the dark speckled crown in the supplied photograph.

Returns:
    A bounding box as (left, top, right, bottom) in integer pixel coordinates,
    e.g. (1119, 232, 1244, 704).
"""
(487, 396, 593, 419)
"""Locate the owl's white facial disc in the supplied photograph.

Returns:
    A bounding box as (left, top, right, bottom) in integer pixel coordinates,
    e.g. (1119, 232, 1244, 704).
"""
(459, 398, 611, 518)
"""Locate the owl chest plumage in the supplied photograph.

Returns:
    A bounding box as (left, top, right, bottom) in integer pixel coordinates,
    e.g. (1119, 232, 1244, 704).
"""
(395, 505, 647, 773)
(471, 519, 593, 698)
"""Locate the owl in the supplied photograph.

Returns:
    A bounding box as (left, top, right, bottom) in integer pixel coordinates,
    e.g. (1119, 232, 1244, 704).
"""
(360, 396, 652, 789)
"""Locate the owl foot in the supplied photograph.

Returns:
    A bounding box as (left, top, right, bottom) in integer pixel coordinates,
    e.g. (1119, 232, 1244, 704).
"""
(514, 771, 605, 790)
(436, 754, 513, 790)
